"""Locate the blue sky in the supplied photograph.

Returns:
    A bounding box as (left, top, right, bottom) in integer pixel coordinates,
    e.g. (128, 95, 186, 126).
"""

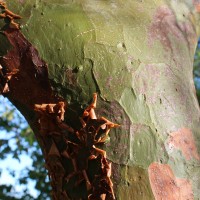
(0, 96, 38, 198)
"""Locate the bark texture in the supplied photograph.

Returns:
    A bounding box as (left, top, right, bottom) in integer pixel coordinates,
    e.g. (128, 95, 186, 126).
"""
(1, 0, 200, 199)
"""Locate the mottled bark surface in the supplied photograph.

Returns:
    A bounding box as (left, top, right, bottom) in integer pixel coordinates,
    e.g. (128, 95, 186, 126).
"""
(1, 0, 200, 199)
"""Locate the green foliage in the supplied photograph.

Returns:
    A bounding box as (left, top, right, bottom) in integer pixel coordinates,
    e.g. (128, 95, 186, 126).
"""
(0, 96, 51, 199)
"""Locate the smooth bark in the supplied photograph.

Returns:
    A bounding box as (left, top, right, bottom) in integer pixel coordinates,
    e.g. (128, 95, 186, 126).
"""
(0, 0, 200, 199)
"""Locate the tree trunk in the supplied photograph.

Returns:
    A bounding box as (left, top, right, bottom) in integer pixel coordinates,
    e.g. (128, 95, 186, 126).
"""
(0, 0, 200, 199)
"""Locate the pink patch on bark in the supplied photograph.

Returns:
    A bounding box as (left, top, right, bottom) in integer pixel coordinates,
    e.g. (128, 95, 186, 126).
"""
(148, 5, 197, 54)
(148, 163, 194, 200)
(193, 0, 200, 12)
(195, 4, 200, 12)
(18, 0, 25, 3)
(148, 6, 184, 50)
(168, 128, 200, 161)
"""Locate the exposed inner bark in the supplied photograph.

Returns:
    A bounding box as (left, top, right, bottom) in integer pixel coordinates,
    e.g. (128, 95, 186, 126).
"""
(0, 25, 118, 200)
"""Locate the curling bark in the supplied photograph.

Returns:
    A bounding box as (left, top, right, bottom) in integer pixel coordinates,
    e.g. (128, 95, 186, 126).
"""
(0, 0, 200, 199)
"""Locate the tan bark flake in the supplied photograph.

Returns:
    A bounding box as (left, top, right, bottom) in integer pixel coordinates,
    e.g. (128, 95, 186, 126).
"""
(148, 163, 194, 200)
(168, 128, 200, 161)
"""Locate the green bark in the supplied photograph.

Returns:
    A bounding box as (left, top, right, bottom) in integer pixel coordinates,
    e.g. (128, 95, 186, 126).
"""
(1, 0, 200, 199)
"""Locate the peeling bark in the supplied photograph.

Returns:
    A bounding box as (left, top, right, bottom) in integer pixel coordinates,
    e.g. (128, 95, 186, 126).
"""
(0, 27, 118, 199)
(1, 1, 200, 200)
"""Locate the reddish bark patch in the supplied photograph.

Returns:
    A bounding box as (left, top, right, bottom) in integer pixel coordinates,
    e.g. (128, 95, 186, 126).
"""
(18, 0, 25, 4)
(148, 6, 183, 50)
(168, 128, 200, 161)
(0, 28, 60, 107)
(148, 163, 194, 200)
(193, 0, 200, 12)
(148, 5, 196, 53)
(195, 4, 200, 12)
